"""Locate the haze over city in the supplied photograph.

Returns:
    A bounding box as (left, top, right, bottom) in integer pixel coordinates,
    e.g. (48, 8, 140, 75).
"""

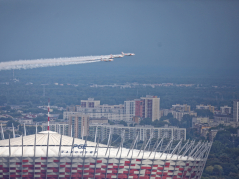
(0, 1, 239, 179)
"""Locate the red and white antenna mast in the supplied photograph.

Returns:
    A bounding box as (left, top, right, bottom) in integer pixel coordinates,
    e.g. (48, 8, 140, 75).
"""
(47, 99, 50, 131)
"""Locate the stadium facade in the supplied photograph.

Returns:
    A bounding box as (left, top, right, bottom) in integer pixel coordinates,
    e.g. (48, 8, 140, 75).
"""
(0, 131, 212, 179)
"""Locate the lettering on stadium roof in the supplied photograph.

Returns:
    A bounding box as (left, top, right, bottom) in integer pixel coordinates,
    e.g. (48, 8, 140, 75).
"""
(61, 144, 96, 153)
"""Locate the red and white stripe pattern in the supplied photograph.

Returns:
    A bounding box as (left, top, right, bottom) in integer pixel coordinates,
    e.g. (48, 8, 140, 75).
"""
(47, 99, 50, 131)
(0, 157, 205, 179)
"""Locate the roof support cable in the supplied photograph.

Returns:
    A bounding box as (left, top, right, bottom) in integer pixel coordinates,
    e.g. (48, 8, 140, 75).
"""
(69, 137, 75, 179)
(8, 134, 11, 179)
(187, 141, 202, 159)
(127, 132, 139, 157)
(180, 140, 195, 158)
(160, 139, 173, 158)
(33, 133, 37, 178)
(176, 140, 189, 156)
(136, 136, 147, 157)
(170, 139, 183, 159)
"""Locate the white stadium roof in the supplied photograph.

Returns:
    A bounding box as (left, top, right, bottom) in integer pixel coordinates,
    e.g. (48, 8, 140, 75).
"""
(0, 131, 210, 161)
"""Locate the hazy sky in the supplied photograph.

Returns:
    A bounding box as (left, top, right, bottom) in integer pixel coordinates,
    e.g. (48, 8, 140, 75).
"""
(0, 0, 239, 75)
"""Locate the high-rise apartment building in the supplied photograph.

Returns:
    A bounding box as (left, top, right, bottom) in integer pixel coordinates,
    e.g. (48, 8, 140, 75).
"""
(135, 99, 143, 117)
(124, 100, 135, 117)
(233, 100, 239, 122)
(140, 95, 160, 121)
(67, 113, 89, 138)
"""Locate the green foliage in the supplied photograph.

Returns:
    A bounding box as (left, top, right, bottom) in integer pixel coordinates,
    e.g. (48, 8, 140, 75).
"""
(139, 118, 152, 125)
(213, 165, 223, 175)
(205, 166, 214, 174)
(33, 115, 47, 122)
(0, 117, 12, 121)
(180, 114, 193, 128)
(6, 120, 20, 127)
(0, 96, 7, 105)
(118, 120, 127, 126)
(108, 120, 115, 125)
(195, 109, 214, 119)
(0, 105, 11, 110)
(203, 127, 239, 179)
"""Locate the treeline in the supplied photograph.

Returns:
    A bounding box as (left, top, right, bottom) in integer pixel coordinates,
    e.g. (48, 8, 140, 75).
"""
(202, 127, 239, 179)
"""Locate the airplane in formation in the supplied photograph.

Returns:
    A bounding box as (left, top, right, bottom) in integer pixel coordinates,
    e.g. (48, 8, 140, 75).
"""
(121, 52, 135, 56)
(101, 58, 114, 62)
(100, 52, 135, 62)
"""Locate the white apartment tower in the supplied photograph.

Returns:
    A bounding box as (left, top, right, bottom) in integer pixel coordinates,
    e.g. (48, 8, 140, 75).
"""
(140, 95, 160, 121)
(233, 100, 239, 122)
(68, 113, 89, 138)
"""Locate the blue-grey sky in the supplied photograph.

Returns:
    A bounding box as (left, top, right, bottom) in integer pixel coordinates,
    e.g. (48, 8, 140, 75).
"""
(0, 0, 239, 76)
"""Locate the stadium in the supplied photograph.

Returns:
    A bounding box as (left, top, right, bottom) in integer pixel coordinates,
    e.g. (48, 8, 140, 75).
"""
(0, 130, 212, 179)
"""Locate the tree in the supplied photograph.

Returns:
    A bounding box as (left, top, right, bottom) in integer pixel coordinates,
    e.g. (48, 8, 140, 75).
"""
(58, 113, 63, 119)
(205, 166, 214, 174)
(119, 120, 127, 126)
(33, 115, 47, 122)
(0, 96, 7, 106)
(213, 165, 223, 176)
(195, 109, 214, 119)
(180, 114, 192, 128)
(140, 118, 152, 125)
(6, 120, 20, 127)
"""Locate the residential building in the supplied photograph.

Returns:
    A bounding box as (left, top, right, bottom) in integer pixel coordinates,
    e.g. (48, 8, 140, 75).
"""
(135, 99, 143, 117)
(18, 119, 33, 124)
(196, 104, 215, 113)
(192, 117, 209, 128)
(233, 100, 239, 122)
(220, 105, 231, 115)
(133, 116, 141, 124)
(67, 113, 89, 138)
(213, 115, 233, 123)
(171, 104, 190, 112)
(89, 124, 186, 142)
(140, 95, 160, 121)
(81, 98, 100, 108)
(161, 109, 197, 121)
(42, 122, 68, 136)
(89, 117, 108, 125)
(124, 100, 135, 117)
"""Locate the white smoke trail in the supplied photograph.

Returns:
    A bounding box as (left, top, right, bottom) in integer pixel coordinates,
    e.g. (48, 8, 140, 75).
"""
(0, 54, 114, 71)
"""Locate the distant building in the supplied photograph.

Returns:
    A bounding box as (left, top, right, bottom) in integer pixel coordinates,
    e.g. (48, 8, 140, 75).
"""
(161, 109, 197, 121)
(171, 104, 190, 112)
(140, 95, 160, 121)
(42, 122, 68, 136)
(81, 98, 100, 108)
(233, 100, 239, 122)
(133, 116, 141, 124)
(214, 115, 233, 123)
(196, 104, 215, 113)
(89, 117, 108, 125)
(89, 124, 186, 142)
(124, 100, 135, 118)
(192, 117, 209, 128)
(18, 119, 33, 124)
(67, 113, 89, 138)
(220, 105, 232, 115)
